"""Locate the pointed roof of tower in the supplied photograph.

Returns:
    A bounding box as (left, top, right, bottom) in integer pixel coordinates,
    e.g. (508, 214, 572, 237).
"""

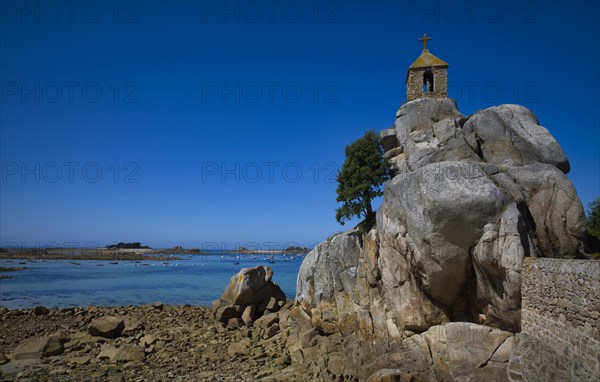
(409, 49, 449, 69)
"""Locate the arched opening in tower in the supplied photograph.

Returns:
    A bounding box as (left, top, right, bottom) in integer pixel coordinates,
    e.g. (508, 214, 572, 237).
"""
(423, 70, 434, 93)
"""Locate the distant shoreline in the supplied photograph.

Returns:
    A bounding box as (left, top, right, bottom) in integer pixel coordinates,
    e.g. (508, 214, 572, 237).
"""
(223, 249, 310, 254)
(0, 247, 309, 261)
(0, 248, 181, 261)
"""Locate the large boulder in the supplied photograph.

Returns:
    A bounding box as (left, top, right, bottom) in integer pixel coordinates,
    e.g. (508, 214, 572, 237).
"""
(508, 163, 586, 257)
(472, 204, 530, 331)
(390, 98, 480, 172)
(394, 98, 462, 148)
(220, 265, 284, 306)
(379, 161, 507, 308)
(212, 266, 286, 326)
(296, 231, 361, 307)
(462, 104, 570, 173)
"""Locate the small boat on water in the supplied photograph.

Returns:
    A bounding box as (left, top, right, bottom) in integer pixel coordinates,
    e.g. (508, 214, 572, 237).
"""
(70, 261, 81, 265)
(110, 262, 118, 265)
(18, 262, 26, 265)
(233, 255, 240, 265)
(142, 263, 149, 266)
(96, 264, 104, 267)
(162, 262, 169, 265)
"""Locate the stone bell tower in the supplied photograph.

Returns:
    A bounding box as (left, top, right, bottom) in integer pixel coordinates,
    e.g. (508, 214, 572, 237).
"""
(406, 34, 448, 102)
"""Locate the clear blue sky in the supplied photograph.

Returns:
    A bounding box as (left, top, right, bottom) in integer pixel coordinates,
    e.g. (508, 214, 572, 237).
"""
(1, 1, 599, 249)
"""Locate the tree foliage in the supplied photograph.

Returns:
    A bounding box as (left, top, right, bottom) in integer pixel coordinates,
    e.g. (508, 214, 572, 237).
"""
(586, 198, 600, 259)
(335, 130, 391, 228)
(588, 198, 600, 240)
(106, 242, 149, 249)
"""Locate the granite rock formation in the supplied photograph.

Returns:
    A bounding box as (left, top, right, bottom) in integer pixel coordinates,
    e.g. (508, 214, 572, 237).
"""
(291, 98, 588, 380)
(212, 266, 287, 327)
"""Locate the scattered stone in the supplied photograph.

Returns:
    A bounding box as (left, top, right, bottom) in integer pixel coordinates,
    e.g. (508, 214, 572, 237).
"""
(254, 313, 279, 329)
(214, 305, 239, 323)
(105, 375, 125, 382)
(227, 338, 252, 357)
(33, 306, 49, 316)
(241, 305, 255, 326)
(97, 345, 119, 361)
(139, 335, 157, 347)
(274, 353, 290, 366)
(119, 316, 144, 333)
(88, 316, 125, 339)
(227, 317, 243, 329)
(113, 344, 145, 363)
(264, 297, 278, 312)
(11, 335, 64, 360)
(70, 356, 91, 365)
(263, 323, 280, 339)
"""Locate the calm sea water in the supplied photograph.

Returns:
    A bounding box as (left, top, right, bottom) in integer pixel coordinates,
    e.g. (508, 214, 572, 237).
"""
(0, 254, 303, 309)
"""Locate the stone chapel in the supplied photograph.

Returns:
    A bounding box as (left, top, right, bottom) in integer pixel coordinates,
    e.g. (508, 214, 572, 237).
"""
(406, 34, 448, 102)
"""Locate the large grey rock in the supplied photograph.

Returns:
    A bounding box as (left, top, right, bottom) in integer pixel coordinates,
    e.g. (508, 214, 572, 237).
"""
(220, 266, 284, 306)
(472, 204, 530, 331)
(213, 266, 286, 325)
(391, 98, 476, 172)
(296, 231, 360, 307)
(508, 163, 586, 258)
(296, 231, 363, 335)
(394, 98, 462, 148)
(379, 161, 507, 308)
(463, 104, 570, 172)
(403, 115, 480, 171)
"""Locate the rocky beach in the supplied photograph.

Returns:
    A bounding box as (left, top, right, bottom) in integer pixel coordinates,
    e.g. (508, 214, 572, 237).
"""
(0, 302, 301, 382)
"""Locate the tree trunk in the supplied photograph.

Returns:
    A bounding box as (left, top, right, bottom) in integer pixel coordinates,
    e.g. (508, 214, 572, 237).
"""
(365, 200, 373, 217)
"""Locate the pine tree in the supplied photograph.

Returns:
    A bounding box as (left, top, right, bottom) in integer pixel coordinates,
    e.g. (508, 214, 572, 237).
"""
(335, 130, 391, 229)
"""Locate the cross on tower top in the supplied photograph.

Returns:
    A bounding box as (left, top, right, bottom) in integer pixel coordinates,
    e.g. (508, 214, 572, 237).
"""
(418, 33, 432, 51)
